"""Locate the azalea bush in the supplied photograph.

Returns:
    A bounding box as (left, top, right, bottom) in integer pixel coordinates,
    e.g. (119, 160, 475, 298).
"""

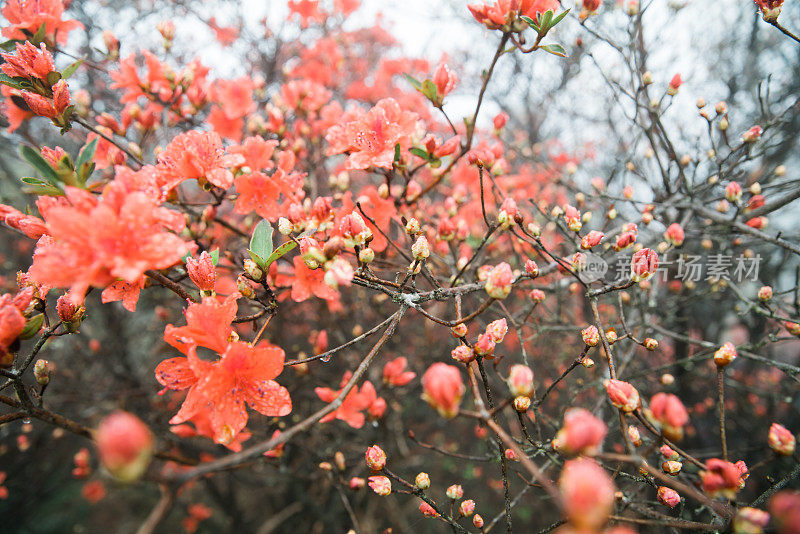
(1, 0, 800, 532)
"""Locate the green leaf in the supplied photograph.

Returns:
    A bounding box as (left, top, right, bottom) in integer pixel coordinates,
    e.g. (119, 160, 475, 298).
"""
(0, 40, 17, 52)
(421, 79, 439, 102)
(539, 10, 554, 32)
(21, 176, 62, 195)
(520, 15, 539, 31)
(20, 145, 61, 184)
(551, 8, 571, 27)
(261, 240, 298, 270)
(0, 72, 23, 89)
(19, 313, 44, 340)
(31, 23, 46, 44)
(61, 58, 83, 79)
(394, 143, 401, 163)
(409, 147, 430, 160)
(402, 73, 422, 90)
(76, 137, 98, 168)
(46, 71, 62, 87)
(249, 220, 274, 269)
(540, 43, 568, 57)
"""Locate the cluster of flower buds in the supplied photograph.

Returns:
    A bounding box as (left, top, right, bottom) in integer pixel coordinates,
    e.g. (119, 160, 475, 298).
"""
(700, 458, 746, 499)
(497, 197, 520, 229)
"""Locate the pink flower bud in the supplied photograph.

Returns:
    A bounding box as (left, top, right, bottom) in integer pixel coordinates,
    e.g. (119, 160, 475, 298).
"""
(769, 423, 796, 456)
(564, 205, 582, 232)
(664, 223, 685, 246)
(507, 364, 534, 397)
(553, 408, 608, 456)
(627, 425, 642, 447)
(582, 325, 600, 347)
(650, 393, 689, 441)
(411, 236, 431, 260)
(419, 501, 439, 517)
(422, 363, 465, 418)
(473, 514, 485, 528)
(660, 445, 678, 459)
(726, 182, 743, 203)
(451, 323, 468, 338)
(525, 259, 539, 277)
(644, 338, 659, 351)
(474, 333, 496, 357)
(606, 379, 640, 413)
(758, 286, 773, 301)
(742, 125, 763, 143)
(451, 345, 475, 363)
(485, 262, 513, 299)
(734, 507, 770, 534)
(668, 73, 683, 95)
(529, 289, 546, 302)
(714, 342, 737, 368)
(368, 475, 391, 496)
(459, 499, 476, 517)
(365, 445, 386, 471)
(662, 460, 683, 475)
(186, 251, 216, 292)
(786, 321, 800, 337)
(486, 318, 508, 343)
(504, 448, 518, 461)
(631, 248, 659, 282)
(415, 472, 431, 489)
(560, 458, 615, 530)
(446, 484, 464, 500)
(581, 230, 605, 249)
(701, 458, 744, 499)
(657, 486, 681, 508)
(433, 63, 458, 98)
(493, 112, 508, 130)
(514, 395, 531, 412)
(95, 411, 154, 482)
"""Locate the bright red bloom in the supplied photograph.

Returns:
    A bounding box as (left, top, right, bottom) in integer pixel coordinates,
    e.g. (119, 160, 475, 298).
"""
(157, 309, 291, 447)
(157, 130, 244, 192)
(421, 363, 464, 418)
(553, 407, 608, 456)
(560, 458, 615, 530)
(29, 185, 191, 303)
(279, 256, 340, 304)
(1, 0, 83, 46)
(315, 372, 384, 428)
(233, 166, 305, 222)
(326, 98, 419, 170)
(288, 0, 326, 28)
(2, 85, 34, 132)
(383, 357, 416, 387)
(101, 277, 145, 312)
(185, 251, 216, 292)
(432, 63, 458, 98)
(1, 41, 55, 81)
(207, 77, 255, 142)
(468, 0, 558, 30)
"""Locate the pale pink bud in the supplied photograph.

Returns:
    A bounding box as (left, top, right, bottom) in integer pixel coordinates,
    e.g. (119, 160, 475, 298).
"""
(742, 125, 763, 143)
(552, 408, 608, 456)
(606, 379, 640, 413)
(451, 345, 475, 363)
(664, 223, 685, 247)
(524, 259, 539, 277)
(733, 507, 770, 534)
(486, 318, 508, 342)
(560, 458, 615, 530)
(422, 363, 464, 418)
(650, 393, 689, 441)
(485, 262, 513, 299)
(446, 484, 464, 500)
(368, 475, 391, 496)
(507, 364, 534, 397)
(412, 236, 431, 260)
(582, 325, 600, 347)
(349, 477, 366, 489)
(768, 423, 796, 456)
(415, 472, 431, 490)
(628, 425, 642, 446)
(458, 499, 475, 517)
(451, 323, 468, 338)
(95, 411, 154, 482)
(474, 333, 496, 357)
(758, 286, 773, 301)
(529, 289, 546, 302)
(493, 112, 508, 130)
(365, 445, 386, 471)
(714, 342, 737, 368)
(726, 182, 743, 203)
(473, 514, 484, 528)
